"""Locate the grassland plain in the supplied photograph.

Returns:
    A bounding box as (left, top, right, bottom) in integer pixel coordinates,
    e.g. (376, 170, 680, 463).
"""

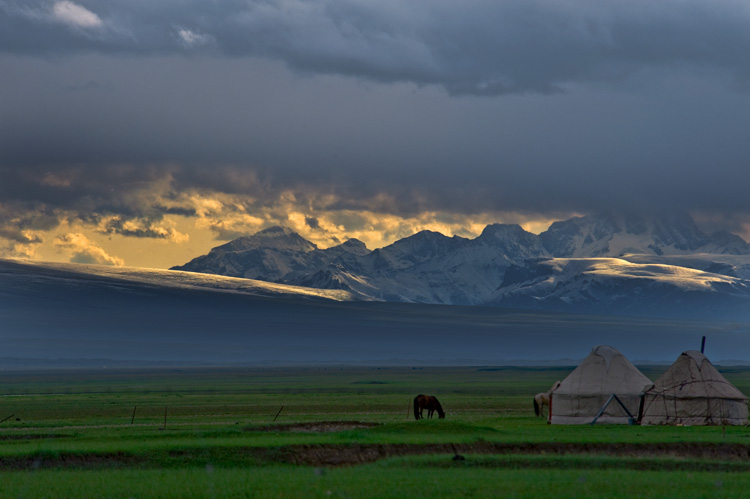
(1, 365, 750, 498)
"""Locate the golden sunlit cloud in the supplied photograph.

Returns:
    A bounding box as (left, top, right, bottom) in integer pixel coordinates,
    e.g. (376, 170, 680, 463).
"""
(0, 164, 569, 268)
(95, 215, 189, 243)
(54, 233, 125, 266)
(170, 189, 565, 253)
(7, 236, 42, 259)
(0, 210, 48, 259)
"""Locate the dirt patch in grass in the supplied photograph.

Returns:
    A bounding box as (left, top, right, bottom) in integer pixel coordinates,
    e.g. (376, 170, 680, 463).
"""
(6, 441, 750, 471)
(0, 434, 67, 441)
(244, 421, 381, 433)
(264, 442, 750, 467)
(0, 452, 143, 471)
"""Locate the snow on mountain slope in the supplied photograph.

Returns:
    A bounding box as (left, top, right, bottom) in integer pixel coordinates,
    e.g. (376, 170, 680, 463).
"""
(172, 226, 366, 282)
(489, 257, 750, 320)
(622, 253, 750, 280)
(576, 258, 740, 291)
(6, 259, 358, 302)
(13, 256, 743, 365)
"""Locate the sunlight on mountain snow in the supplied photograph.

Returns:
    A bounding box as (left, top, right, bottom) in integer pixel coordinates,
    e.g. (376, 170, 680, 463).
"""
(585, 259, 737, 291)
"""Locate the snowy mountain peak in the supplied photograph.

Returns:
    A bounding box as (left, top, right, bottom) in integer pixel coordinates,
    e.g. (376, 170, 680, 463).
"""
(706, 230, 750, 254)
(336, 238, 370, 255)
(393, 230, 465, 248)
(378, 230, 468, 262)
(257, 226, 297, 237)
(540, 215, 619, 257)
(321, 238, 371, 259)
(211, 226, 317, 254)
(478, 223, 547, 249)
(479, 223, 528, 238)
(171, 212, 750, 316)
(539, 213, 748, 257)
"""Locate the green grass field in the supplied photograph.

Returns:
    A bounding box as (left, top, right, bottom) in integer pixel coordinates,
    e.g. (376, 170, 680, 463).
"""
(1, 365, 750, 498)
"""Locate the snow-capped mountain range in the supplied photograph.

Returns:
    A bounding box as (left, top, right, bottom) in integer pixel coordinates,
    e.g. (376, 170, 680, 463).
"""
(172, 213, 750, 320)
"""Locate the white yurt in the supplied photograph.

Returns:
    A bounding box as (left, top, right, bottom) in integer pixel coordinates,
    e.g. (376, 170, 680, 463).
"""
(550, 345, 653, 424)
(640, 350, 748, 426)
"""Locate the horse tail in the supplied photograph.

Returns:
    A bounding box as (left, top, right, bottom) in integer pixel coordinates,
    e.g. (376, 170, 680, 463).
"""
(533, 398, 540, 416)
(413, 395, 421, 420)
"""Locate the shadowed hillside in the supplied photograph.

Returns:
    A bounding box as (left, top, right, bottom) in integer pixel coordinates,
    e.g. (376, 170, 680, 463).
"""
(2, 259, 749, 365)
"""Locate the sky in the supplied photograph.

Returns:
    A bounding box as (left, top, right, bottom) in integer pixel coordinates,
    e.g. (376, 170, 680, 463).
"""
(2, 0, 750, 269)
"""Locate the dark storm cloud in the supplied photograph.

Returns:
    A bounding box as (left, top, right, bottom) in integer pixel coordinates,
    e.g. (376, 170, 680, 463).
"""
(2, 0, 750, 241)
(162, 206, 197, 217)
(0, 165, 169, 214)
(0, 164, 196, 239)
(3, 0, 750, 95)
(0, 227, 42, 244)
(99, 217, 172, 239)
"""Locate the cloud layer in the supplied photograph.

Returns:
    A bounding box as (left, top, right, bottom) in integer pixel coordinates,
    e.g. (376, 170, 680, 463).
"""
(2, 1, 750, 264)
(54, 232, 124, 266)
(3, 0, 750, 95)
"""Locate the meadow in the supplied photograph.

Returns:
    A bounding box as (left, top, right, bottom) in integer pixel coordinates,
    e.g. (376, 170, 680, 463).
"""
(1, 365, 750, 498)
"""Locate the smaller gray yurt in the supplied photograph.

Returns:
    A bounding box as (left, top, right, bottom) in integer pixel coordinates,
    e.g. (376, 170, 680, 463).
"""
(640, 350, 748, 426)
(550, 345, 653, 424)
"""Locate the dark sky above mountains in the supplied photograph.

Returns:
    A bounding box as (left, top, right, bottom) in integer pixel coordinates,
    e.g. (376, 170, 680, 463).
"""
(2, 0, 750, 268)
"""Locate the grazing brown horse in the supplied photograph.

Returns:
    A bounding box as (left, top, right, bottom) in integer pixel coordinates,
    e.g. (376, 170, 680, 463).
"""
(533, 381, 561, 417)
(413, 394, 445, 420)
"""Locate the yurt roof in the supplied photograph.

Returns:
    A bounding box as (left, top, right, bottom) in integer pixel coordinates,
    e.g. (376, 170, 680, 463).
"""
(555, 345, 653, 396)
(647, 350, 747, 401)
